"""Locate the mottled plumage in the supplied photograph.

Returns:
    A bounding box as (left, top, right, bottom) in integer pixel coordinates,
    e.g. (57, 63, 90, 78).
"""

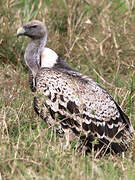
(17, 20, 134, 155)
(35, 67, 133, 153)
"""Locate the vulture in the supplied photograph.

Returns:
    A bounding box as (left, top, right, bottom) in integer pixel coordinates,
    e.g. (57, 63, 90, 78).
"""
(17, 20, 134, 155)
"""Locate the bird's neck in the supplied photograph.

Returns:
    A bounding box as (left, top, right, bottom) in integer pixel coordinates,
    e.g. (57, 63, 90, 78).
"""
(24, 36, 47, 77)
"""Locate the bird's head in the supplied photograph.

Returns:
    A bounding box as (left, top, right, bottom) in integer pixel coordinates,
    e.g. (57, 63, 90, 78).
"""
(17, 20, 47, 39)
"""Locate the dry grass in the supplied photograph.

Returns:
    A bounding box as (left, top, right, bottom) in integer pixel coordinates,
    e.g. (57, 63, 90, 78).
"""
(0, 0, 135, 179)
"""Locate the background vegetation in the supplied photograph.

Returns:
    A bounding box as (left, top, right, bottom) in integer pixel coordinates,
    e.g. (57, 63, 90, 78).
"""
(0, 0, 135, 179)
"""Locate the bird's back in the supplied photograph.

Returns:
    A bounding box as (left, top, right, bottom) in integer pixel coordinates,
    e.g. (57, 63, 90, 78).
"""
(35, 67, 133, 154)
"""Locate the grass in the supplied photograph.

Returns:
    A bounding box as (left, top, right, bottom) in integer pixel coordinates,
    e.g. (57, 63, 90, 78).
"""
(0, 0, 135, 179)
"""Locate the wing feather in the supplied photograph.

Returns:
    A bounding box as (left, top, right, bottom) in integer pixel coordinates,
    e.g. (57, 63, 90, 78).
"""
(35, 67, 133, 153)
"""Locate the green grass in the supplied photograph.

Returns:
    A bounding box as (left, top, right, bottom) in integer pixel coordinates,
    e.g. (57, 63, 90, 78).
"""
(0, 0, 135, 179)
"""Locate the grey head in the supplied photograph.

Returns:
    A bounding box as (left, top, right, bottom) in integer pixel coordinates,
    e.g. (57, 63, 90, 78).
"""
(17, 20, 47, 40)
(17, 20, 47, 77)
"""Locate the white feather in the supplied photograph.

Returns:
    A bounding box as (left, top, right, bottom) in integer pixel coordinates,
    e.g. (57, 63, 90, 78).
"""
(41, 48, 58, 68)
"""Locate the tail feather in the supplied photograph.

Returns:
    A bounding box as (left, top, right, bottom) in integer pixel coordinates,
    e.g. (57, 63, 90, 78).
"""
(115, 102, 134, 134)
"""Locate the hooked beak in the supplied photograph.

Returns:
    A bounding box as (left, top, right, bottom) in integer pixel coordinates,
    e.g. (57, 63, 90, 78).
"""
(17, 27, 26, 37)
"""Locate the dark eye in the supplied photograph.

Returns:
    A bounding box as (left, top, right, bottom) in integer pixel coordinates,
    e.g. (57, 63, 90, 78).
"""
(31, 25, 38, 28)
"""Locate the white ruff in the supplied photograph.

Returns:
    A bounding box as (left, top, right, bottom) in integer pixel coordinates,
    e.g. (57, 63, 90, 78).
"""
(41, 47, 58, 68)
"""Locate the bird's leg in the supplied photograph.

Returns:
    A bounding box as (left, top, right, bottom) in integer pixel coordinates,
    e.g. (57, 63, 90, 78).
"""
(33, 96, 41, 116)
(28, 69, 36, 92)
